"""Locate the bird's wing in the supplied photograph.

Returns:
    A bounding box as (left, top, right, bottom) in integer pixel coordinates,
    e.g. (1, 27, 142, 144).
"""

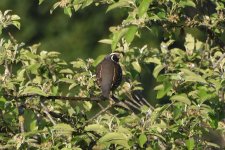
(111, 62, 122, 91)
(96, 62, 103, 86)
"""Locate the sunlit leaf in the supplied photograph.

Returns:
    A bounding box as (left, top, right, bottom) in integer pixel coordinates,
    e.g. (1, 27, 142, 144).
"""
(111, 28, 128, 51)
(138, 0, 152, 17)
(98, 39, 112, 45)
(170, 94, 191, 105)
(144, 57, 161, 65)
(156, 81, 172, 99)
(125, 25, 138, 43)
(24, 110, 38, 132)
(139, 133, 147, 148)
(59, 68, 74, 74)
(64, 7, 72, 17)
(132, 61, 141, 73)
(179, 0, 196, 8)
(38, 0, 45, 5)
(153, 64, 164, 78)
(53, 123, 74, 136)
(85, 124, 108, 134)
(20, 86, 47, 96)
(107, 0, 130, 12)
(98, 132, 130, 148)
(180, 69, 207, 83)
(0, 96, 6, 110)
(186, 138, 195, 150)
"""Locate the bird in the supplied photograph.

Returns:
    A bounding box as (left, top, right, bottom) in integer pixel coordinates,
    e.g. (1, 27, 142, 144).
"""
(96, 53, 122, 99)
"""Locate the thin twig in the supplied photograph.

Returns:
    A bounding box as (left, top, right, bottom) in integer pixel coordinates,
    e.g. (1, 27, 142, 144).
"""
(213, 53, 225, 69)
(124, 100, 141, 111)
(97, 102, 105, 110)
(40, 102, 56, 125)
(8, 32, 17, 43)
(85, 100, 115, 124)
(125, 93, 142, 107)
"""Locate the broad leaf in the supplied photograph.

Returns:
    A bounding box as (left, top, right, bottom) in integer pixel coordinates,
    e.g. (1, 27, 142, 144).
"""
(107, 0, 130, 12)
(180, 69, 207, 83)
(132, 61, 141, 73)
(139, 133, 147, 148)
(98, 132, 130, 148)
(138, 0, 152, 17)
(186, 138, 195, 150)
(125, 25, 138, 43)
(170, 94, 191, 105)
(153, 64, 164, 78)
(20, 86, 47, 96)
(85, 124, 108, 134)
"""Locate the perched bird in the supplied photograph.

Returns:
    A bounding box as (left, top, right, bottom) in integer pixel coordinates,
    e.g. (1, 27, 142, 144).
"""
(96, 53, 122, 99)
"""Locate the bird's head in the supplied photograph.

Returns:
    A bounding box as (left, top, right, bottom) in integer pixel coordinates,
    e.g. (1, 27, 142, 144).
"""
(108, 52, 124, 63)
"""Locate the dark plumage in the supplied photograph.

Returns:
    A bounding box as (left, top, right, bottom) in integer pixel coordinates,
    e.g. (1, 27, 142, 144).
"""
(96, 53, 122, 99)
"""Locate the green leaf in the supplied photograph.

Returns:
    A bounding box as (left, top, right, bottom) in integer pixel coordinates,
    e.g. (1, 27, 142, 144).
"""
(20, 86, 47, 96)
(59, 78, 75, 84)
(27, 63, 41, 74)
(185, 33, 195, 55)
(11, 15, 20, 20)
(47, 51, 61, 57)
(85, 124, 108, 134)
(81, 0, 93, 8)
(139, 134, 147, 148)
(64, 7, 72, 17)
(138, 0, 152, 17)
(24, 110, 38, 132)
(98, 39, 112, 45)
(179, 0, 196, 8)
(156, 81, 172, 99)
(71, 59, 86, 68)
(93, 55, 105, 67)
(170, 94, 191, 105)
(0, 25, 2, 35)
(82, 101, 92, 111)
(144, 57, 161, 65)
(53, 123, 74, 135)
(180, 69, 207, 83)
(132, 61, 141, 73)
(59, 68, 74, 74)
(186, 138, 195, 150)
(38, 0, 45, 5)
(0, 96, 6, 110)
(12, 21, 20, 29)
(111, 28, 128, 51)
(153, 64, 164, 78)
(98, 132, 130, 148)
(50, 2, 60, 14)
(125, 25, 138, 43)
(107, 0, 130, 12)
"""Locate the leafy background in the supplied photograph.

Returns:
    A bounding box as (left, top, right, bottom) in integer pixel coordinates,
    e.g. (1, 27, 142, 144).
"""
(0, 0, 225, 149)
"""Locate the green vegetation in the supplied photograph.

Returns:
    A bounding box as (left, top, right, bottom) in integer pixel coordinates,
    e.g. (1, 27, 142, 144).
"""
(0, 0, 225, 149)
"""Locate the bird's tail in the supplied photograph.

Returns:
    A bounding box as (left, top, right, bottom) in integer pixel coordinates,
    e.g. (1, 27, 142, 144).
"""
(101, 87, 110, 99)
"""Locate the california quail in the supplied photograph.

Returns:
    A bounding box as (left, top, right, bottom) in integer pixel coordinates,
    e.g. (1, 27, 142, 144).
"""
(96, 53, 122, 99)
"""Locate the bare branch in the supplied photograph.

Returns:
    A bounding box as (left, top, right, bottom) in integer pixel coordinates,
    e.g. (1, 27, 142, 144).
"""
(4, 94, 103, 102)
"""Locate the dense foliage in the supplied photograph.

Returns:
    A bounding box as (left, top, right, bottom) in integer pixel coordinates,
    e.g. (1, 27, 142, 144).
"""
(0, 0, 225, 149)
